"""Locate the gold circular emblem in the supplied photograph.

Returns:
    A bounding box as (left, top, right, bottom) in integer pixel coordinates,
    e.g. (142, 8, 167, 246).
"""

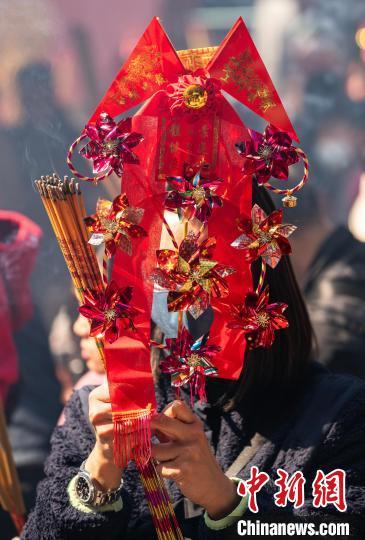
(183, 84, 208, 109)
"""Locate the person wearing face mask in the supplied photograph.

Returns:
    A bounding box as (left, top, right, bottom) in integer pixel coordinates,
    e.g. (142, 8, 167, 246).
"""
(290, 111, 365, 382)
(21, 182, 365, 540)
(19, 16, 365, 535)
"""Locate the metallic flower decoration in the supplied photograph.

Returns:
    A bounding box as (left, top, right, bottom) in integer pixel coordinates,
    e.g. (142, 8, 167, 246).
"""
(167, 70, 221, 115)
(79, 281, 139, 343)
(85, 194, 147, 257)
(231, 204, 296, 268)
(160, 327, 219, 401)
(165, 163, 223, 223)
(150, 233, 235, 319)
(228, 286, 288, 349)
(80, 112, 143, 176)
(236, 124, 299, 185)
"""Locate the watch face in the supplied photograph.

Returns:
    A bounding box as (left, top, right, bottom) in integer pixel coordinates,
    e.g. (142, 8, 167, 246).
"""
(75, 474, 93, 503)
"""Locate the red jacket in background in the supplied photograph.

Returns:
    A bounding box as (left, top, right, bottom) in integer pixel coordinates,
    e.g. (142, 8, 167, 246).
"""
(0, 210, 42, 402)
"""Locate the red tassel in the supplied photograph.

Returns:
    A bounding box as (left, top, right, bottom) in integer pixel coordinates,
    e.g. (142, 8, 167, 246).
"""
(113, 405, 152, 468)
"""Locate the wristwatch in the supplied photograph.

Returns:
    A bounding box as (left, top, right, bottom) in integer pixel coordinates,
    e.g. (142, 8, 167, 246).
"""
(74, 460, 123, 507)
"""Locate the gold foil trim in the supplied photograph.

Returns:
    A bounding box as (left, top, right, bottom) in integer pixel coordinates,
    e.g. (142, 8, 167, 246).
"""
(220, 51, 277, 112)
(114, 45, 167, 106)
(177, 46, 218, 71)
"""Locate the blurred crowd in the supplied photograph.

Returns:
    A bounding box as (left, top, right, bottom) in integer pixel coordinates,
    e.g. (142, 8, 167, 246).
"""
(0, 0, 364, 537)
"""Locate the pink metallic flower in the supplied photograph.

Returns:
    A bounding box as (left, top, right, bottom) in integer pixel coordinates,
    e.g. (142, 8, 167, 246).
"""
(79, 281, 139, 343)
(160, 327, 219, 401)
(165, 163, 223, 223)
(80, 112, 143, 176)
(228, 286, 288, 349)
(236, 124, 299, 185)
(150, 234, 235, 319)
(231, 204, 296, 268)
(85, 194, 147, 257)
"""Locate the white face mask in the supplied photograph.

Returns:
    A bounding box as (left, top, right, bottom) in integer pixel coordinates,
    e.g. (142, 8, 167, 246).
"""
(315, 138, 355, 171)
(151, 291, 213, 340)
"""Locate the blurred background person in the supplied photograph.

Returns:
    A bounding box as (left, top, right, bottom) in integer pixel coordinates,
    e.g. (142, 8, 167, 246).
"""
(281, 0, 365, 379)
(0, 226, 20, 405)
(72, 314, 105, 389)
(3, 61, 80, 331)
(0, 210, 40, 405)
(291, 177, 365, 380)
(56, 312, 106, 427)
(0, 210, 61, 539)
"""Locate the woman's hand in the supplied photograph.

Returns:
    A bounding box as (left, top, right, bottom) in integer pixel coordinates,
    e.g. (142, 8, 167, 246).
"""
(151, 400, 240, 520)
(84, 383, 123, 491)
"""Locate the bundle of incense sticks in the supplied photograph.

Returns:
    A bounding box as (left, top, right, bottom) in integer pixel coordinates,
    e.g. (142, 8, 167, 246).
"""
(34, 174, 103, 303)
(35, 174, 183, 540)
(0, 401, 25, 534)
(35, 174, 105, 362)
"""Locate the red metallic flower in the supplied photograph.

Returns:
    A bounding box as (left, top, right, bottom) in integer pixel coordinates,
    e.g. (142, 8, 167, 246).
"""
(79, 281, 139, 343)
(85, 194, 147, 257)
(160, 327, 219, 401)
(231, 204, 296, 268)
(165, 163, 223, 223)
(236, 124, 299, 185)
(228, 286, 288, 349)
(80, 112, 143, 176)
(150, 233, 235, 319)
(166, 70, 221, 116)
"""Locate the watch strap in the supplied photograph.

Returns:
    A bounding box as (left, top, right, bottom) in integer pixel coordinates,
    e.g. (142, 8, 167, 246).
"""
(78, 460, 123, 507)
(69, 476, 123, 514)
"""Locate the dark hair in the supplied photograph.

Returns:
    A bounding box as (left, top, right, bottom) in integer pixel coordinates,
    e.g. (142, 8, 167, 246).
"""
(209, 181, 315, 413)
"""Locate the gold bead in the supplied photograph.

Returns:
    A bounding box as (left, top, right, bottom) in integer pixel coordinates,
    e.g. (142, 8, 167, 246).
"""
(282, 194, 297, 208)
(183, 84, 208, 109)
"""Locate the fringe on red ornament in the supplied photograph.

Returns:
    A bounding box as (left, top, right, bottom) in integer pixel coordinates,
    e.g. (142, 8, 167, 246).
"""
(112, 406, 152, 468)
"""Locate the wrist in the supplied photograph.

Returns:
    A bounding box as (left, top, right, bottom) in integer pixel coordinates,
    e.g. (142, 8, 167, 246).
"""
(204, 477, 240, 520)
(85, 444, 123, 491)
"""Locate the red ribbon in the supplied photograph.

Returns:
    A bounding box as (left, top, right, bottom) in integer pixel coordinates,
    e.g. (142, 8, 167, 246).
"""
(86, 16, 297, 417)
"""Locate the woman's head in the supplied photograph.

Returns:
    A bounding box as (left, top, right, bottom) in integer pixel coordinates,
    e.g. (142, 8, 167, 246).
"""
(155, 181, 314, 411)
